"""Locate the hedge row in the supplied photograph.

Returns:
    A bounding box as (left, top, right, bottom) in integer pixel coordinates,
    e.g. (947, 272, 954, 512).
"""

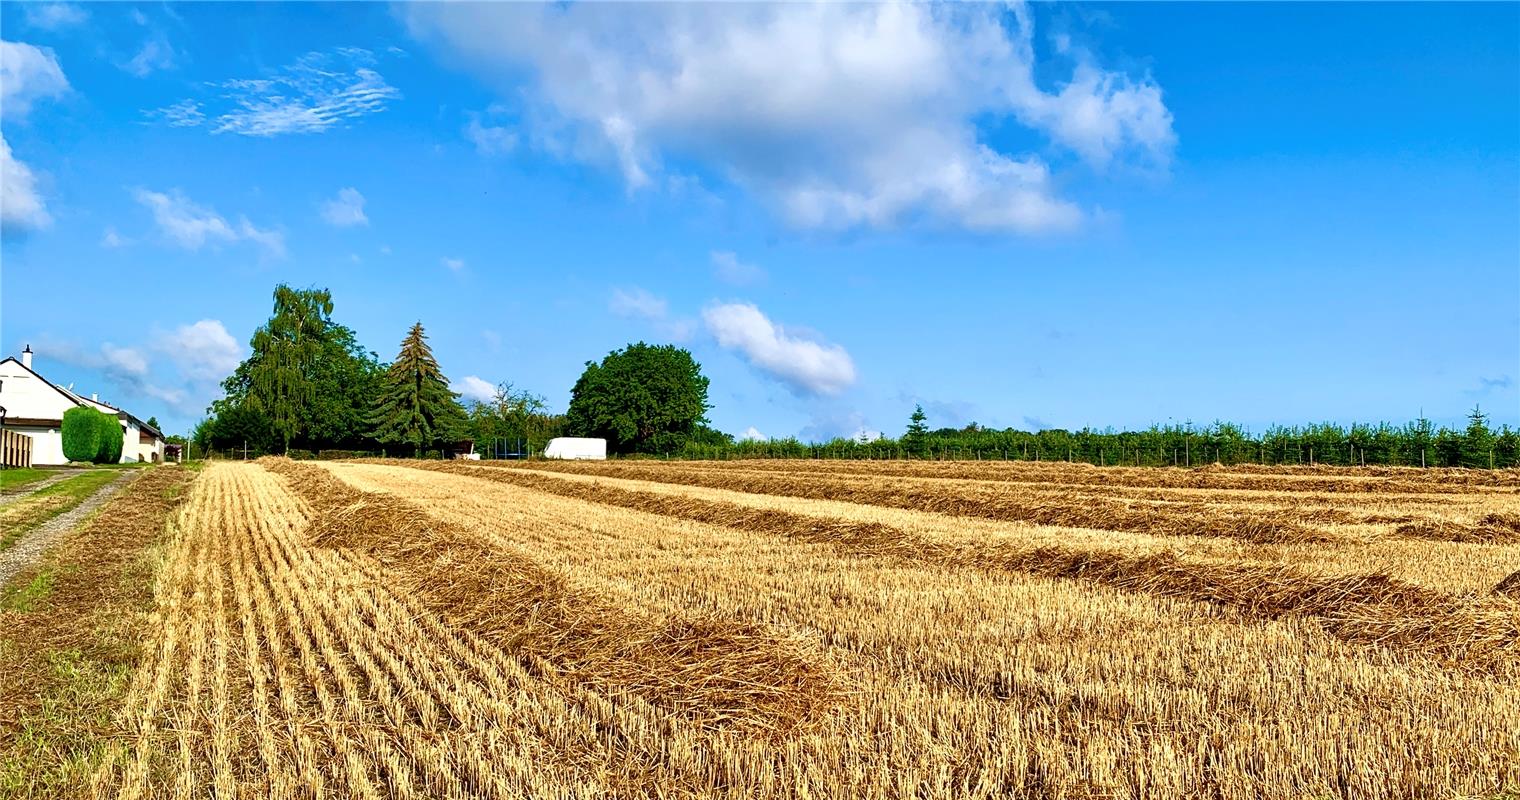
(60, 406, 124, 464)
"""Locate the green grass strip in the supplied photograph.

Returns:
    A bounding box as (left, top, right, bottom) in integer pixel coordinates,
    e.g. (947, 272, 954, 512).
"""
(0, 469, 54, 493)
(0, 471, 123, 552)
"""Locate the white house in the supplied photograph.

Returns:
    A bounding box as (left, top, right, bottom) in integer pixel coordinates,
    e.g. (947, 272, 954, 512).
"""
(0, 345, 166, 465)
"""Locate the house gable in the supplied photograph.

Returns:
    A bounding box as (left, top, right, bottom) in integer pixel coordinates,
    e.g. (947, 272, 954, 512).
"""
(0, 356, 84, 422)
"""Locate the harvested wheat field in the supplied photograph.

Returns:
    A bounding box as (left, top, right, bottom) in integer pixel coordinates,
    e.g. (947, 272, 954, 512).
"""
(11, 458, 1519, 799)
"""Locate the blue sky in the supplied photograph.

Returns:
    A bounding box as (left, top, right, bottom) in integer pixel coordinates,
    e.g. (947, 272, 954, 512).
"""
(2, 1, 1516, 441)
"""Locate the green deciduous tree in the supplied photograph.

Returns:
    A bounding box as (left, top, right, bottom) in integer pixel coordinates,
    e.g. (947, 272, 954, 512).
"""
(463, 382, 565, 456)
(369, 322, 467, 456)
(565, 342, 711, 455)
(241, 285, 335, 451)
(61, 407, 102, 463)
(213, 284, 383, 454)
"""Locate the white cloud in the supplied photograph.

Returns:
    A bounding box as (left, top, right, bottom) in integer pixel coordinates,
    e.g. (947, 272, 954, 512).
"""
(33, 322, 239, 416)
(150, 48, 399, 137)
(609, 287, 694, 341)
(320, 187, 368, 227)
(35, 336, 149, 394)
(100, 343, 149, 381)
(609, 287, 668, 321)
(22, 4, 88, 31)
(154, 320, 242, 382)
(122, 35, 175, 78)
(152, 99, 204, 127)
(1, 134, 51, 233)
(441, 257, 465, 272)
(454, 375, 497, 403)
(134, 189, 234, 248)
(740, 426, 767, 442)
(702, 302, 856, 397)
(133, 188, 284, 258)
(464, 113, 518, 156)
(711, 251, 766, 287)
(101, 226, 129, 248)
(403, 2, 1171, 234)
(799, 409, 880, 443)
(236, 217, 286, 259)
(1, 40, 69, 119)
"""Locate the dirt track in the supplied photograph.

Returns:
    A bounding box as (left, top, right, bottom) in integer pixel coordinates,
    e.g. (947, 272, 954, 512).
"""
(0, 470, 138, 588)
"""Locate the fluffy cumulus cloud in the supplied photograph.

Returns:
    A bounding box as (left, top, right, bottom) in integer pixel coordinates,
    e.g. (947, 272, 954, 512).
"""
(150, 48, 399, 136)
(441, 257, 465, 272)
(0, 42, 68, 234)
(1, 135, 51, 233)
(403, 2, 1172, 234)
(703, 302, 856, 397)
(320, 187, 369, 227)
(453, 375, 497, 404)
(154, 320, 243, 382)
(134, 189, 285, 258)
(739, 426, 767, 442)
(1, 40, 69, 119)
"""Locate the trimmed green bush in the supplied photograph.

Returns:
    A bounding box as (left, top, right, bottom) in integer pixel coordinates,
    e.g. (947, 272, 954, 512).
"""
(94, 410, 123, 463)
(61, 407, 102, 463)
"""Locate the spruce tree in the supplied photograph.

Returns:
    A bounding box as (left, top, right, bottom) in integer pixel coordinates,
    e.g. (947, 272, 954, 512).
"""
(1463, 405, 1495, 468)
(904, 404, 929, 457)
(370, 322, 467, 456)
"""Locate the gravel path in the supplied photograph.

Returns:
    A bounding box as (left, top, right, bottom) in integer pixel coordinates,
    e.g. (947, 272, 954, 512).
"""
(0, 470, 83, 506)
(0, 470, 138, 588)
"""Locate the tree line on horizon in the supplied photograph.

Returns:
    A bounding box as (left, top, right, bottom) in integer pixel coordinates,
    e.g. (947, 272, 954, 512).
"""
(715, 405, 1518, 469)
(190, 284, 1518, 468)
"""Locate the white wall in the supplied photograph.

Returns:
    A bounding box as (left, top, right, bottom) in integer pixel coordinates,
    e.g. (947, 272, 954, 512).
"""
(135, 433, 164, 463)
(11, 425, 66, 466)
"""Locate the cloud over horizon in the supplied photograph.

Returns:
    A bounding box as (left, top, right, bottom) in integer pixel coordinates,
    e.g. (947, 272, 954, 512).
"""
(703, 302, 856, 397)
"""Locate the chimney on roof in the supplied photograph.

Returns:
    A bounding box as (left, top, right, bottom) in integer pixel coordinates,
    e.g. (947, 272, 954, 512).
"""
(21, 345, 32, 369)
(91, 392, 99, 402)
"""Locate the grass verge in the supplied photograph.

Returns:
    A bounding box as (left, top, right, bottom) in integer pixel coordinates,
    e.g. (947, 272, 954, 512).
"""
(0, 467, 196, 799)
(0, 469, 53, 493)
(0, 472, 124, 552)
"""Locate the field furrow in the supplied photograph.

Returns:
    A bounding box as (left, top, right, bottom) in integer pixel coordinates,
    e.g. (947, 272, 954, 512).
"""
(496, 460, 1520, 546)
(58, 457, 1520, 800)
(317, 460, 1520, 799)
(451, 460, 1520, 593)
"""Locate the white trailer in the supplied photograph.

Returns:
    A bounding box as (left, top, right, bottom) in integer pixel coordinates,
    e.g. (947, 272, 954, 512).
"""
(543, 437, 607, 460)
